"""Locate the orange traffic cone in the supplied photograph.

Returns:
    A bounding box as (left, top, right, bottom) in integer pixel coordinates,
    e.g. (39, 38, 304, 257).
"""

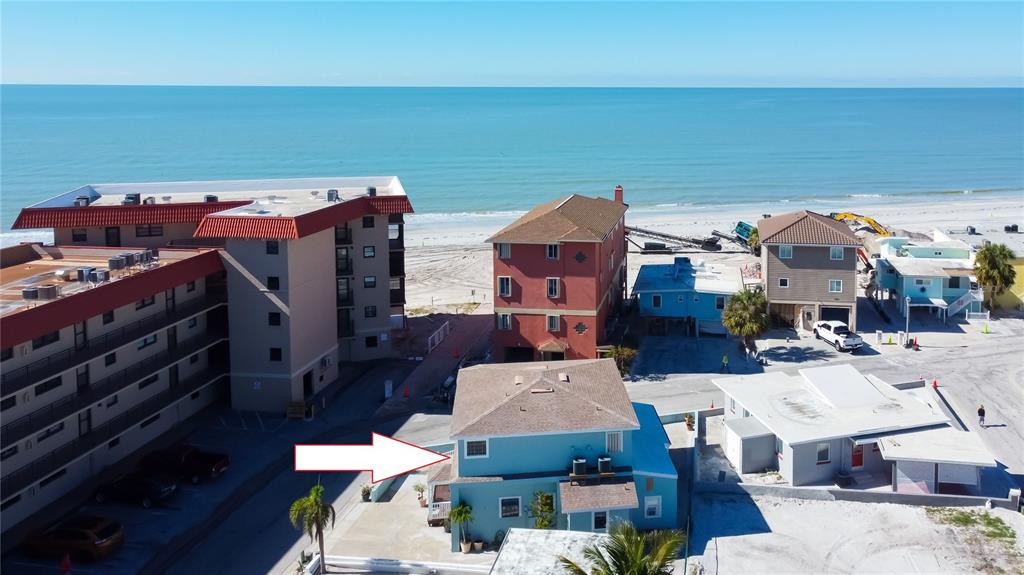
(710, 400, 714, 409)
(932, 379, 938, 390)
(403, 385, 410, 399)
(452, 348, 460, 359)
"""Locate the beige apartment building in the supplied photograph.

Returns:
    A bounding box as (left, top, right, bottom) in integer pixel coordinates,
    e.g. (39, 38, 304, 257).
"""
(1, 176, 412, 532)
(758, 210, 860, 330)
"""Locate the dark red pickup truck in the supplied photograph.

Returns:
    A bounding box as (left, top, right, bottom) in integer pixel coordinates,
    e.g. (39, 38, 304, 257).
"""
(141, 445, 230, 484)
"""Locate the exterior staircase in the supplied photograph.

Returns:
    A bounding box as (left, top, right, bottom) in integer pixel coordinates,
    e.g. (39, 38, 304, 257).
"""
(946, 289, 982, 320)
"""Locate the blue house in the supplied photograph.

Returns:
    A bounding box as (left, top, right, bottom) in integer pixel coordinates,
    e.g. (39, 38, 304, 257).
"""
(631, 257, 743, 335)
(427, 359, 678, 550)
(873, 231, 985, 322)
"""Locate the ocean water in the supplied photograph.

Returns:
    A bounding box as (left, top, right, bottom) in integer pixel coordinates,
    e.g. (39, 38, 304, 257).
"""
(2, 86, 1022, 241)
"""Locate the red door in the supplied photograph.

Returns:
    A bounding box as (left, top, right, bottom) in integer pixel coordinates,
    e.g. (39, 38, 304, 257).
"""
(851, 444, 864, 468)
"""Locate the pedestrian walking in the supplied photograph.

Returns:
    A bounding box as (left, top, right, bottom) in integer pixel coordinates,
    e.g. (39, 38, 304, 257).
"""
(720, 354, 730, 373)
(977, 405, 986, 428)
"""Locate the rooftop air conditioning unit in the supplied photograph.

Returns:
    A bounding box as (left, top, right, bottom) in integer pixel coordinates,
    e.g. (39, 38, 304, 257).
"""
(76, 267, 96, 282)
(125, 193, 141, 205)
(558, 373, 569, 382)
(597, 456, 612, 474)
(21, 287, 39, 300)
(37, 285, 60, 300)
(327, 189, 339, 202)
(108, 256, 126, 270)
(204, 195, 218, 203)
(571, 457, 587, 476)
(54, 269, 72, 282)
(94, 270, 110, 283)
(143, 196, 156, 205)
(513, 375, 524, 385)
(74, 196, 90, 207)
(366, 186, 377, 197)
(121, 253, 136, 267)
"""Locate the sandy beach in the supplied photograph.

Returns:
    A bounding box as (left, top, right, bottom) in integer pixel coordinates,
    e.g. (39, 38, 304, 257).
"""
(403, 193, 1024, 313)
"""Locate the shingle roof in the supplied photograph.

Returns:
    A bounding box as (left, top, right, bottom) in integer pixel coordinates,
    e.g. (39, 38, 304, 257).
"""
(558, 478, 639, 513)
(486, 195, 627, 244)
(757, 210, 859, 246)
(450, 359, 640, 438)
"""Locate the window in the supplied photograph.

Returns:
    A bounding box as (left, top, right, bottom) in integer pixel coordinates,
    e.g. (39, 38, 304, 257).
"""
(364, 305, 377, 318)
(729, 397, 736, 413)
(652, 294, 662, 309)
(136, 296, 155, 310)
(267, 276, 280, 291)
(828, 279, 843, 293)
(816, 442, 831, 464)
(779, 245, 793, 259)
(547, 315, 559, 332)
(715, 296, 726, 310)
(365, 336, 378, 348)
(32, 331, 60, 350)
(266, 240, 279, 255)
(546, 277, 560, 298)
(108, 438, 120, 449)
(102, 310, 115, 324)
(137, 334, 157, 350)
(106, 394, 118, 407)
(135, 224, 163, 237)
(1, 396, 15, 412)
(497, 313, 512, 330)
(914, 278, 928, 286)
(269, 347, 283, 362)
(268, 312, 281, 326)
(139, 373, 159, 390)
(830, 246, 844, 260)
(363, 276, 377, 289)
(72, 228, 87, 242)
(37, 422, 65, 443)
(465, 440, 488, 458)
(105, 352, 117, 366)
(190, 354, 199, 364)
(775, 437, 784, 459)
(644, 496, 662, 519)
(34, 377, 62, 397)
(362, 215, 375, 228)
(948, 277, 962, 289)
(186, 281, 196, 292)
(499, 496, 521, 518)
(778, 277, 790, 288)
(593, 511, 608, 531)
(187, 317, 198, 329)
(1, 445, 18, 461)
(140, 414, 160, 428)
(363, 246, 375, 258)
(39, 468, 67, 487)
(497, 276, 512, 297)
(606, 431, 623, 454)
(497, 243, 511, 259)
(546, 244, 560, 260)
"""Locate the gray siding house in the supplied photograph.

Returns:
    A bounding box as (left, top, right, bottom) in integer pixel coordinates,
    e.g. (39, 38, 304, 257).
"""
(758, 210, 860, 330)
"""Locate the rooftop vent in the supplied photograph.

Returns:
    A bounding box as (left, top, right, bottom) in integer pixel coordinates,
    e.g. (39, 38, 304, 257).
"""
(143, 196, 156, 205)
(327, 189, 339, 202)
(530, 387, 554, 394)
(310, 191, 320, 199)
(558, 373, 569, 382)
(162, 196, 173, 203)
(513, 375, 524, 385)
(74, 195, 90, 207)
(267, 195, 277, 203)
(204, 195, 218, 203)
(367, 186, 377, 197)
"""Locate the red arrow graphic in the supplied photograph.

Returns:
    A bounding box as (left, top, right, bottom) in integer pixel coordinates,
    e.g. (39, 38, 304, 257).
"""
(294, 433, 449, 483)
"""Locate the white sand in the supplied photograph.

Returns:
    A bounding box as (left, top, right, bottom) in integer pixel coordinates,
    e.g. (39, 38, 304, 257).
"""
(403, 194, 1024, 313)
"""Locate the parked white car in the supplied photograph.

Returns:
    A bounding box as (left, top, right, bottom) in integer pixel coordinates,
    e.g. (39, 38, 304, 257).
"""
(813, 320, 864, 352)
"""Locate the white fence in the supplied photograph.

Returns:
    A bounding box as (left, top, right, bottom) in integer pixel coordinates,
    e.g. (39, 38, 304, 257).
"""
(966, 311, 991, 321)
(427, 321, 451, 353)
(304, 555, 490, 575)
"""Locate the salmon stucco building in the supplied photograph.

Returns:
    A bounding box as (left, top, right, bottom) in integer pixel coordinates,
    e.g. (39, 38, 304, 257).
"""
(486, 187, 628, 362)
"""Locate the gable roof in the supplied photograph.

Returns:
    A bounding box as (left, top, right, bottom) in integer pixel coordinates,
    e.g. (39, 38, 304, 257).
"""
(450, 359, 640, 438)
(486, 195, 627, 244)
(757, 210, 859, 246)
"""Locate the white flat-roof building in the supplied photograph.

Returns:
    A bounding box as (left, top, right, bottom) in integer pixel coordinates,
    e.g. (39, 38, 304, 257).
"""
(713, 364, 996, 494)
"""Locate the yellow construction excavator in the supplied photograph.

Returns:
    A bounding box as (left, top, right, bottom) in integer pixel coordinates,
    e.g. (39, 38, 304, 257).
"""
(830, 212, 890, 236)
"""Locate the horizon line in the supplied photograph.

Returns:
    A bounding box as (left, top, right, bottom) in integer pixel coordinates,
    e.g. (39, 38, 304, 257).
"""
(3, 83, 1023, 90)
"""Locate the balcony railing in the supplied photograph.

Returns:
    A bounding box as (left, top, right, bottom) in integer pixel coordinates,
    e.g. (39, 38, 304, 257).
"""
(1, 362, 229, 497)
(388, 238, 404, 251)
(1, 330, 228, 446)
(337, 319, 355, 338)
(335, 258, 353, 276)
(390, 289, 406, 306)
(1, 293, 227, 396)
(427, 500, 451, 524)
(389, 255, 405, 277)
(335, 226, 353, 245)
(337, 294, 354, 307)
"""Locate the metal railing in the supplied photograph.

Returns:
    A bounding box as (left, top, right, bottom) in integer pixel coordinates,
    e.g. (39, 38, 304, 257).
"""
(334, 227, 353, 245)
(390, 289, 406, 306)
(335, 258, 353, 276)
(427, 500, 451, 522)
(1, 293, 226, 395)
(1, 330, 227, 446)
(1, 362, 229, 496)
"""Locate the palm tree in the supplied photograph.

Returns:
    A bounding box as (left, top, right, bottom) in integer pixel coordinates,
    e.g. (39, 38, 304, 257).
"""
(721, 288, 769, 351)
(974, 243, 1017, 309)
(558, 521, 685, 575)
(448, 502, 474, 550)
(747, 227, 760, 253)
(289, 482, 337, 574)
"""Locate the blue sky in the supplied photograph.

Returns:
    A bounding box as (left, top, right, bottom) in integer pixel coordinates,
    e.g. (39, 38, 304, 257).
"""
(2, 2, 1021, 87)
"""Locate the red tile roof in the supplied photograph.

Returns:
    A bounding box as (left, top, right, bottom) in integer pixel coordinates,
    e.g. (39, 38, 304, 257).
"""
(0, 250, 224, 348)
(11, 202, 253, 230)
(193, 195, 414, 240)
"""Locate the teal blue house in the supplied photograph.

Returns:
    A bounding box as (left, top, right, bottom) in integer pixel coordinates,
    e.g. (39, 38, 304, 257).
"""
(427, 359, 678, 550)
(873, 231, 985, 322)
(631, 257, 742, 335)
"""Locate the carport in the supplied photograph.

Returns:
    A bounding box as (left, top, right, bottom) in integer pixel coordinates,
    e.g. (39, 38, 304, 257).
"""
(875, 426, 996, 495)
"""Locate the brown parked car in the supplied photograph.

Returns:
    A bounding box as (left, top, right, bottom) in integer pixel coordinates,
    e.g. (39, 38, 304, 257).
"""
(23, 515, 124, 561)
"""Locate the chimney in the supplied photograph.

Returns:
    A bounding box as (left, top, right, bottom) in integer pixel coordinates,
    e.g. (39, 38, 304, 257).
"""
(614, 185, 624, 204)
